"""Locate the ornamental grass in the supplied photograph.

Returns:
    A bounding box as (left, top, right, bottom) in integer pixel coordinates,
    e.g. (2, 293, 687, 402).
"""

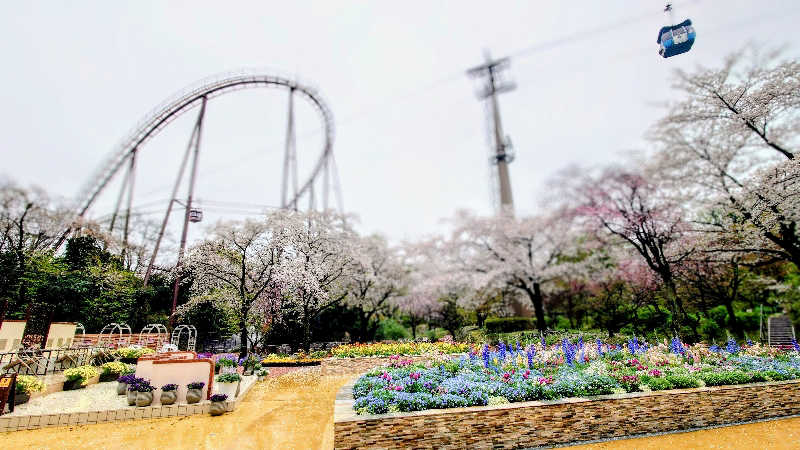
(352, 338, 800, 415)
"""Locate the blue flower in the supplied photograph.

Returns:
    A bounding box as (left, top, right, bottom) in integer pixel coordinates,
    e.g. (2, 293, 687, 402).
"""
(726, 339, 740, 355)
(670, 337, 686, 355)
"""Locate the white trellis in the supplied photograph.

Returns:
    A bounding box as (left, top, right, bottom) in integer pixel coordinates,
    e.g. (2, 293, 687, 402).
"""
(170, 325, 197, 351)
(98, 322, 132, 347)
(137, 323, 169, 349)
(74, 323, 86, 347)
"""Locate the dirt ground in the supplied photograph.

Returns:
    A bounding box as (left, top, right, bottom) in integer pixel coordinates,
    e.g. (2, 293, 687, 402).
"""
(3, 372, 799, 449)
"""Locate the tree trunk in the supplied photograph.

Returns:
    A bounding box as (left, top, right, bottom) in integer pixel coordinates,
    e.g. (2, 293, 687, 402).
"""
(523, 283, 547, 331)
(239, 318, 248, 358)
(302, 304, 312, 352)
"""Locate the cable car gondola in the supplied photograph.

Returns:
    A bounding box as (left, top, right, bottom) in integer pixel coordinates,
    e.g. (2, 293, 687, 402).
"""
(657, 3, 696, 58)
(188, 208, 203, 223)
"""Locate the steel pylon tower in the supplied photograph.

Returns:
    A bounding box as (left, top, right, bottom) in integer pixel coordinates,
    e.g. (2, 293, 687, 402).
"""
(467, 52, 516, 215)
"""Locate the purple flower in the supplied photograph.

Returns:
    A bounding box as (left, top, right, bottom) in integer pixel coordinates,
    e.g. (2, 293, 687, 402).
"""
(210, 394, 228, 402)
(526, 345, 535, 369)
(187, 381, 206, 390)
(118, 374, 137, 385)
(161, 383, 178, 391)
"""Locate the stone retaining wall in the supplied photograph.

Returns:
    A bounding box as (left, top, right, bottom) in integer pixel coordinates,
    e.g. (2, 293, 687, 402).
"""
(334, 379, 800, 449)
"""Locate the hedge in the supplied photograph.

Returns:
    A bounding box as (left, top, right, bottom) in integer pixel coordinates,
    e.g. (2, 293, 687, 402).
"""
(484, 317, 534, 333)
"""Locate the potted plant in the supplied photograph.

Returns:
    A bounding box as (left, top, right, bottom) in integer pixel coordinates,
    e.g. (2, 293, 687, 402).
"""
(216, 356, 238, 374)
(100, 361, 130, 382)
(63, 366, 99, 390)
(114, 346, 155, 365)
(256, 367, 270, 381)
(160, 383, 178, 405)
(215, 373, 241, 398)
(209, 394, 228, 416)
(240, 355, 260, 376)
(134, 380, 156, 407)
(126, 377, 144, 405)
(15, 375, 45, 405)
(117, 374, 136, 396)
(186, 381, 205, 404)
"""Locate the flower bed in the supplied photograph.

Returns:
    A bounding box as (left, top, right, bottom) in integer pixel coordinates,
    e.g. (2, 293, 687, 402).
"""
(260, 360, 321, 367)
(351, 338, 800, 415)
(331, 342, 469, 358)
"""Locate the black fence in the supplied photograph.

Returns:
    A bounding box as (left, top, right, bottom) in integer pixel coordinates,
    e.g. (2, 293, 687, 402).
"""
(0, 347, 115, 376)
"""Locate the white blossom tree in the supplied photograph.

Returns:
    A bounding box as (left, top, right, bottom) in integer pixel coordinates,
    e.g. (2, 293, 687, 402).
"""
(278, 210, 357, 350)
(445, 210, 575, 331)
(181, 218, 286, 357)
(649, 48, 800, 267)
(344, 234, 406, 342)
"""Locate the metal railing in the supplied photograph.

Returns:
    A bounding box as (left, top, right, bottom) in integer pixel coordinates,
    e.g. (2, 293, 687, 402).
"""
(0, 347, 116, 376)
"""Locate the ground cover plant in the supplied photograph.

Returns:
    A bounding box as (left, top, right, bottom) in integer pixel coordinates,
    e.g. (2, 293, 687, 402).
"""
(332, 341, 469, 358)
(352, 337, 800, 415)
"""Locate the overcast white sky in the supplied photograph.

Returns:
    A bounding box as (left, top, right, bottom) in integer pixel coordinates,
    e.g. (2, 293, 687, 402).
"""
(2, 1, 799, 246)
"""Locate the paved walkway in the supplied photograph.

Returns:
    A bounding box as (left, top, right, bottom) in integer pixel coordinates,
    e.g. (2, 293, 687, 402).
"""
(3, 371, 799, 449)
(571, 416, 800, 449)
(1, 370, 354, 449)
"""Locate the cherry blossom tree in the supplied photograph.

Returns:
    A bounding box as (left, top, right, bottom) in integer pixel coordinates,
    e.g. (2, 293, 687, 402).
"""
(344, 234, 406, 342)
(278, 210, 357, 351)
(571, 167, 695, 337)
(655, 47, 798, 161)
(445, 210, 575, 331)
(181, 218, 285, 357)
(649, 48, 799, 268)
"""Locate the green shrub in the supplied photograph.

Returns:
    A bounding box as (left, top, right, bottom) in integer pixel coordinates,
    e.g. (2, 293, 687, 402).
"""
(698, 370, 752, 386)
(216, 373, 242, 383)
(646, 377, 674, 391)
(665, 374, 700, 389)
(375, 318, 410, 340)
(762, 370, 792, 381)
(484, 317, 534, 333)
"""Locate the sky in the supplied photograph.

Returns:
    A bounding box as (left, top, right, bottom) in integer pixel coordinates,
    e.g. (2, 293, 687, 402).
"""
(2, 1, 800, 250)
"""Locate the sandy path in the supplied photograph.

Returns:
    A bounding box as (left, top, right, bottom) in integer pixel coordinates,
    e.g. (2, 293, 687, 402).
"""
(570, 416, 800, 449)
(4, 372, 799, 449)
(1, 371, 354, 450)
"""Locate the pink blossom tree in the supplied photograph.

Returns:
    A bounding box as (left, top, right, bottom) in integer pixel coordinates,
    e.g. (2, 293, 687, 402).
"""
(571, 167, 695, 337)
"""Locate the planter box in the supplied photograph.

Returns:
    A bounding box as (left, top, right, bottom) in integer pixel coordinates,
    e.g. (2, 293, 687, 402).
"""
(100, 373, 119, 383)
(334, 379, 800, 449)
(14, 392, 30, 405)
(63, 379, 86, 391)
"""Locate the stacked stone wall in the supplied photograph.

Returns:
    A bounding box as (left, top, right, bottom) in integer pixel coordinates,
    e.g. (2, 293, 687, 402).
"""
(334, 379, 800, 449)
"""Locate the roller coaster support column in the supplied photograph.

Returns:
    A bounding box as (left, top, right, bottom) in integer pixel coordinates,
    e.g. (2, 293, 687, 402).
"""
(143, 97, 207, 287)
(170, 96, 207, 323)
